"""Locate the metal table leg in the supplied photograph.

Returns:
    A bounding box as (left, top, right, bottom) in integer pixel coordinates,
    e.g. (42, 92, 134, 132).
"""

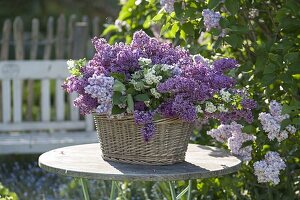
(109, 181, 117, 200)
(168, 180, 192, 200)
(80, 178, 90, 200)
(110, 181, 128, 200)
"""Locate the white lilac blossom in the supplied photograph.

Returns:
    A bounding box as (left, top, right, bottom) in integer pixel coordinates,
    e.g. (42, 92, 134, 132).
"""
(220, 89, 231, 103)
(150, 88, 161, 99)
(138, 57, 152, 65)
(144, 69, 162, 85)
(208, 122, 255, 161)
(202, 9, 221, 31)
(130, 80, 145, 91)
(258, 100, 296, 142)
(205, 101, 217, 113)
(217, 104, 228, 112)
(67, 60, 75, 70)
(196, 105, 203, 114)
(161, 64, 174, 71)
(160, 0, 174, 13)
(254, 151, 286, 185)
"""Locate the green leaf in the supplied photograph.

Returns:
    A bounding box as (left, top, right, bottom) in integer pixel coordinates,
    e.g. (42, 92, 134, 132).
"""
(174, 2, 182, 18)
(224, 34, 243, 48)
(242, 125, 256, 134)
(112, 92, 127, 105)
(261, 74, 276, 86)
(152, 13, 164, 22)
(213, 37, 222, 49)
(112, 105, 126, 115)
(268, 53, 283, 67)
(102, 25, 118, 36)
(263, 64, 276, 74)
(126, 87, 135, 94)
(241, 140, 254, 149)
(143, 15, 151, 29)
(292, 118, 300, 126)
(113, 80, 126, 92)
(160, 22, 171, 35)
(208, 0, 220, 9)
(280, 118, 292, 130)
(225, 0, 239, 15)
(111, 73, 126, 82)
(181, 22, 194, 36)
(134, 94, 150, 101)
(127, 94, 134, 112)
(169, 23, 179, 38)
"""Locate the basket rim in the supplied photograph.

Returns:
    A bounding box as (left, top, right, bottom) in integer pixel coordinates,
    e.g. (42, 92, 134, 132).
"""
(93, 113, 190, 125)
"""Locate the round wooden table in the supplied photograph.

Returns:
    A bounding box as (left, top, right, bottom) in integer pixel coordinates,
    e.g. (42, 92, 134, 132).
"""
(39, 143, 241, 200)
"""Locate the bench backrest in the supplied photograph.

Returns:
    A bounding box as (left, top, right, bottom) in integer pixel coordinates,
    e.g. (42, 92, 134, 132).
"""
(0, 60, 94, 133)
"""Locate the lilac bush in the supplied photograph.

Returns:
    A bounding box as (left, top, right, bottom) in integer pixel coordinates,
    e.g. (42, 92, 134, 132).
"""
(207, 100, 297, 185)
(63, 30, 255, 141)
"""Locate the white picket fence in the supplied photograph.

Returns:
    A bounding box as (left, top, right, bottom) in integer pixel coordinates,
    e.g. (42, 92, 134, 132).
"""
(0, 15, 100, 154)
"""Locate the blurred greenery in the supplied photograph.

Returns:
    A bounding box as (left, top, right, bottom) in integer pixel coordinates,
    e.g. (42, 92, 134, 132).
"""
(0, 182, 18, 200)
(0, 0, 120, 31)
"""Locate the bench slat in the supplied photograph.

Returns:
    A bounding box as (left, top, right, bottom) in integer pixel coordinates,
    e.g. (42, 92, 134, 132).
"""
(0, 131, 98, 154)
(70, 93, 80, 121)
(0, 60, 69, 79)
(85, 114, 94, 131)
(2, 80, 11, 123)
(13, 79, 22, 122)
(56, 79, 65, 120)
(0, 121, 87, 132)
(41, 79, 50, 121)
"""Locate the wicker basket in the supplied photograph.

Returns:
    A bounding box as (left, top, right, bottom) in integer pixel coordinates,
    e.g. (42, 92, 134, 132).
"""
(93, 114, 194, 165)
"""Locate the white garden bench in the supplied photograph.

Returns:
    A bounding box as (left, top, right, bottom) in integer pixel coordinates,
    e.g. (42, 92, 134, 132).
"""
(0, 60, 98, 154)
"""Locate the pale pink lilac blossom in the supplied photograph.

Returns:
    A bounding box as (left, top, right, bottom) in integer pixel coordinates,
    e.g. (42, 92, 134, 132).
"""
(258, 100, 296, 142)
(254, 152, 286, 185)
(207, 122, 255, 161)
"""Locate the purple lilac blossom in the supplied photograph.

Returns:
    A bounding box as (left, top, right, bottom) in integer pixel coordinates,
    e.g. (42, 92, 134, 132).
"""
(202, 9, 221, 31)
(254, 151, 286, 185)
(141, 123, 156, 142)
(172, 95, 197, 122)
(134, 111, 154, 125)
(134, 111, 156, 141)
(84, 74, 114, 115)
(212, 58, 238, 74)
(62, 30, 256, 142)
(74, 95, 98, 115)
(134, 102, 146, 111)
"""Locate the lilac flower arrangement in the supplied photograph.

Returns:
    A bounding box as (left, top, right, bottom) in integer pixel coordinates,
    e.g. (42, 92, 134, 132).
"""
(62, 30, 256, 141)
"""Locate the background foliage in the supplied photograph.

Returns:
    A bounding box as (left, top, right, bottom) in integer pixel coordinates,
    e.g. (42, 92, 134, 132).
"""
(0, 182, 18, 200)
(102, 0, 300, 199)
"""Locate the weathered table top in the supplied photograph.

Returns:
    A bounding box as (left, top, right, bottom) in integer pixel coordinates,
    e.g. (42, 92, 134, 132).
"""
(38, 143, 241, 181)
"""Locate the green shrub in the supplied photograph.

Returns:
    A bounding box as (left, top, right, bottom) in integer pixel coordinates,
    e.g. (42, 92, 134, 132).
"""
(102, 0, 300, 199)
(0, 182, 18, 200)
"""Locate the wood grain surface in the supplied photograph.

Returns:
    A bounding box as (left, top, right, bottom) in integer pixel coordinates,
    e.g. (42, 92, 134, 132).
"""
(39, 143, 242, 181)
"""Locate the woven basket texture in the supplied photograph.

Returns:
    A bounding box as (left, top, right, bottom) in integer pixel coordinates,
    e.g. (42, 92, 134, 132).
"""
(93, 115, 194, 165)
